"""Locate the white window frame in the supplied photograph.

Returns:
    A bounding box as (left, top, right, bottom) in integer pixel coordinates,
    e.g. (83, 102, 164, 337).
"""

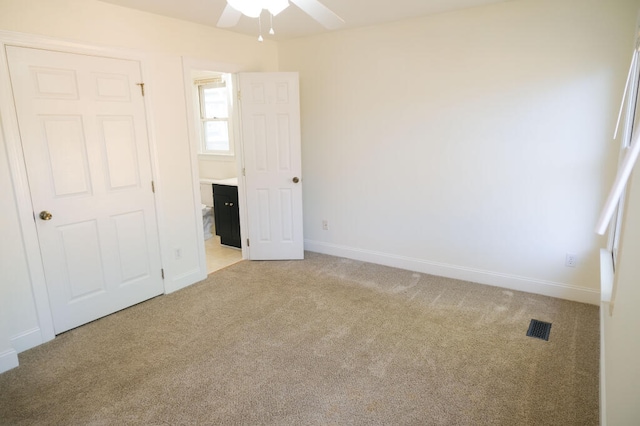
(195, 75, 235, 157)
(609, 46, 640, 270)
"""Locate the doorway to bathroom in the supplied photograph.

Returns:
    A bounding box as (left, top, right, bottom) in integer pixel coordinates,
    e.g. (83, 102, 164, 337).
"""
(199, 179, 243, 273)
(184, 57, 305, 277)
(185, 61, 243, 274)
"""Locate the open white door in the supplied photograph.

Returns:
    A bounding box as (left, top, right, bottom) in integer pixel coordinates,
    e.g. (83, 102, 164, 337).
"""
(7, 46, 163, 334)
(238, 72, 304, 260)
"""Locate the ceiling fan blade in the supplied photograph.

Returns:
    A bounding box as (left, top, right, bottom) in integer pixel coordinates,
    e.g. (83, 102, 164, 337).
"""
(290, 0, 345, 30)
(217, 4, 242, 28)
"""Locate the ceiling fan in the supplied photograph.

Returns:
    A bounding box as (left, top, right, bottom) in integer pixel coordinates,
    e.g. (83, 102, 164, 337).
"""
(217, 0, 345, 36)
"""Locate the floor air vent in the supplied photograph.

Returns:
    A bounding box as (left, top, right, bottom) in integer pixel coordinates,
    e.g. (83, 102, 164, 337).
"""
(527, 319, 552, 341)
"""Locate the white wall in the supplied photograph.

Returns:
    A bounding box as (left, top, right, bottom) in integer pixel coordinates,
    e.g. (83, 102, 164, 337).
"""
(279, 0, 639, 303)
(603, 156, 640, 422)
(199, 157, 238, 180)
(0, 0, 277, 370)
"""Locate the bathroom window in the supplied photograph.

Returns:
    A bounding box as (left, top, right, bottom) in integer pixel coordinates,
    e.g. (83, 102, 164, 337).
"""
(197, 74, 234, 156)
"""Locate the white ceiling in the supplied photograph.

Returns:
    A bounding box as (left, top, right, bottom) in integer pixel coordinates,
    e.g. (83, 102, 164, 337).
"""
(98, 0, 512, 40)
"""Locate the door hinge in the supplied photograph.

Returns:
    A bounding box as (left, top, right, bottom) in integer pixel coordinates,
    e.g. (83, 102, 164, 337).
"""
(242, 168, 246, 176)
(161, 268, 165, 279)
(136, 82, 145, 96)
(151, 180, 155, 193)
(246, 238, 250, 247)
(237, 90, 241, 101)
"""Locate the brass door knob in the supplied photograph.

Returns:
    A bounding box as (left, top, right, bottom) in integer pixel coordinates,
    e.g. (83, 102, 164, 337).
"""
(292, 177, 300, 183)
(39, 211, 53, 221)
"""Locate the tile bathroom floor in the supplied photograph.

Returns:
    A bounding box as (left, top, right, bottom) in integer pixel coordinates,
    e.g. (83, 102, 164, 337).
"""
(205, 235, 243, 274)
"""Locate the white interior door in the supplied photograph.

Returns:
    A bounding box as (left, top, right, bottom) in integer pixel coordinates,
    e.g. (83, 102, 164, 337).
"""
(239, 72, 304, 260)
(7, 46, 163, 334)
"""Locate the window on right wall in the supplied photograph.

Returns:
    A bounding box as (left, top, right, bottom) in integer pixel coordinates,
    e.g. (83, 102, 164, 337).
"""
(610, 46, 640, 271)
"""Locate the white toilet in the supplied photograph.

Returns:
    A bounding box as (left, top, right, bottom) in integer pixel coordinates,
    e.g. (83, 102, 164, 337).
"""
(202, 204, 213, 240)
(200, 182, 214, 240)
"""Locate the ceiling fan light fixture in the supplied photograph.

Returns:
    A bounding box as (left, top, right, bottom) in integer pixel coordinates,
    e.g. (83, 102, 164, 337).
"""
(267, 0, 289, 16)
(226, 0, 289, 18)
(227, 0, 261, 18)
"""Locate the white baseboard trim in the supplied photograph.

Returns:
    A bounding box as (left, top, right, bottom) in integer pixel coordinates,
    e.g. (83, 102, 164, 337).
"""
(0, 349, 19, 373)
(304, 240, 600, 305)
(164, 267, 206, 295)
(10, 327, 43, 353)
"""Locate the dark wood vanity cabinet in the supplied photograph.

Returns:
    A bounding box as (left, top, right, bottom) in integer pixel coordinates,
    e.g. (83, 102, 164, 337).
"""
(213, 184, 241, 248)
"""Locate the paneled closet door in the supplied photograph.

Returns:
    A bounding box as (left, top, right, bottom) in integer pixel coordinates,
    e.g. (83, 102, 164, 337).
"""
(7, 46, 163, 334)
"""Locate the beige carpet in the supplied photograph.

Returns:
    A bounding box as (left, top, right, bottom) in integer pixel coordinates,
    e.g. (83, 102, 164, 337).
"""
(0, 252, 599, 425)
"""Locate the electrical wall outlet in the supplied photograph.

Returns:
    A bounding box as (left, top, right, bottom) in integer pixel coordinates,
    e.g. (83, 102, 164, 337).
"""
(565, 253, 577, 267)
(322, 220, 329, 231)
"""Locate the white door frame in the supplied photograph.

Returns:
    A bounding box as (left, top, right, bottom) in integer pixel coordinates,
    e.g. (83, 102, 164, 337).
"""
(0, 30, 166, 346)
(181, 56, 251, 271)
